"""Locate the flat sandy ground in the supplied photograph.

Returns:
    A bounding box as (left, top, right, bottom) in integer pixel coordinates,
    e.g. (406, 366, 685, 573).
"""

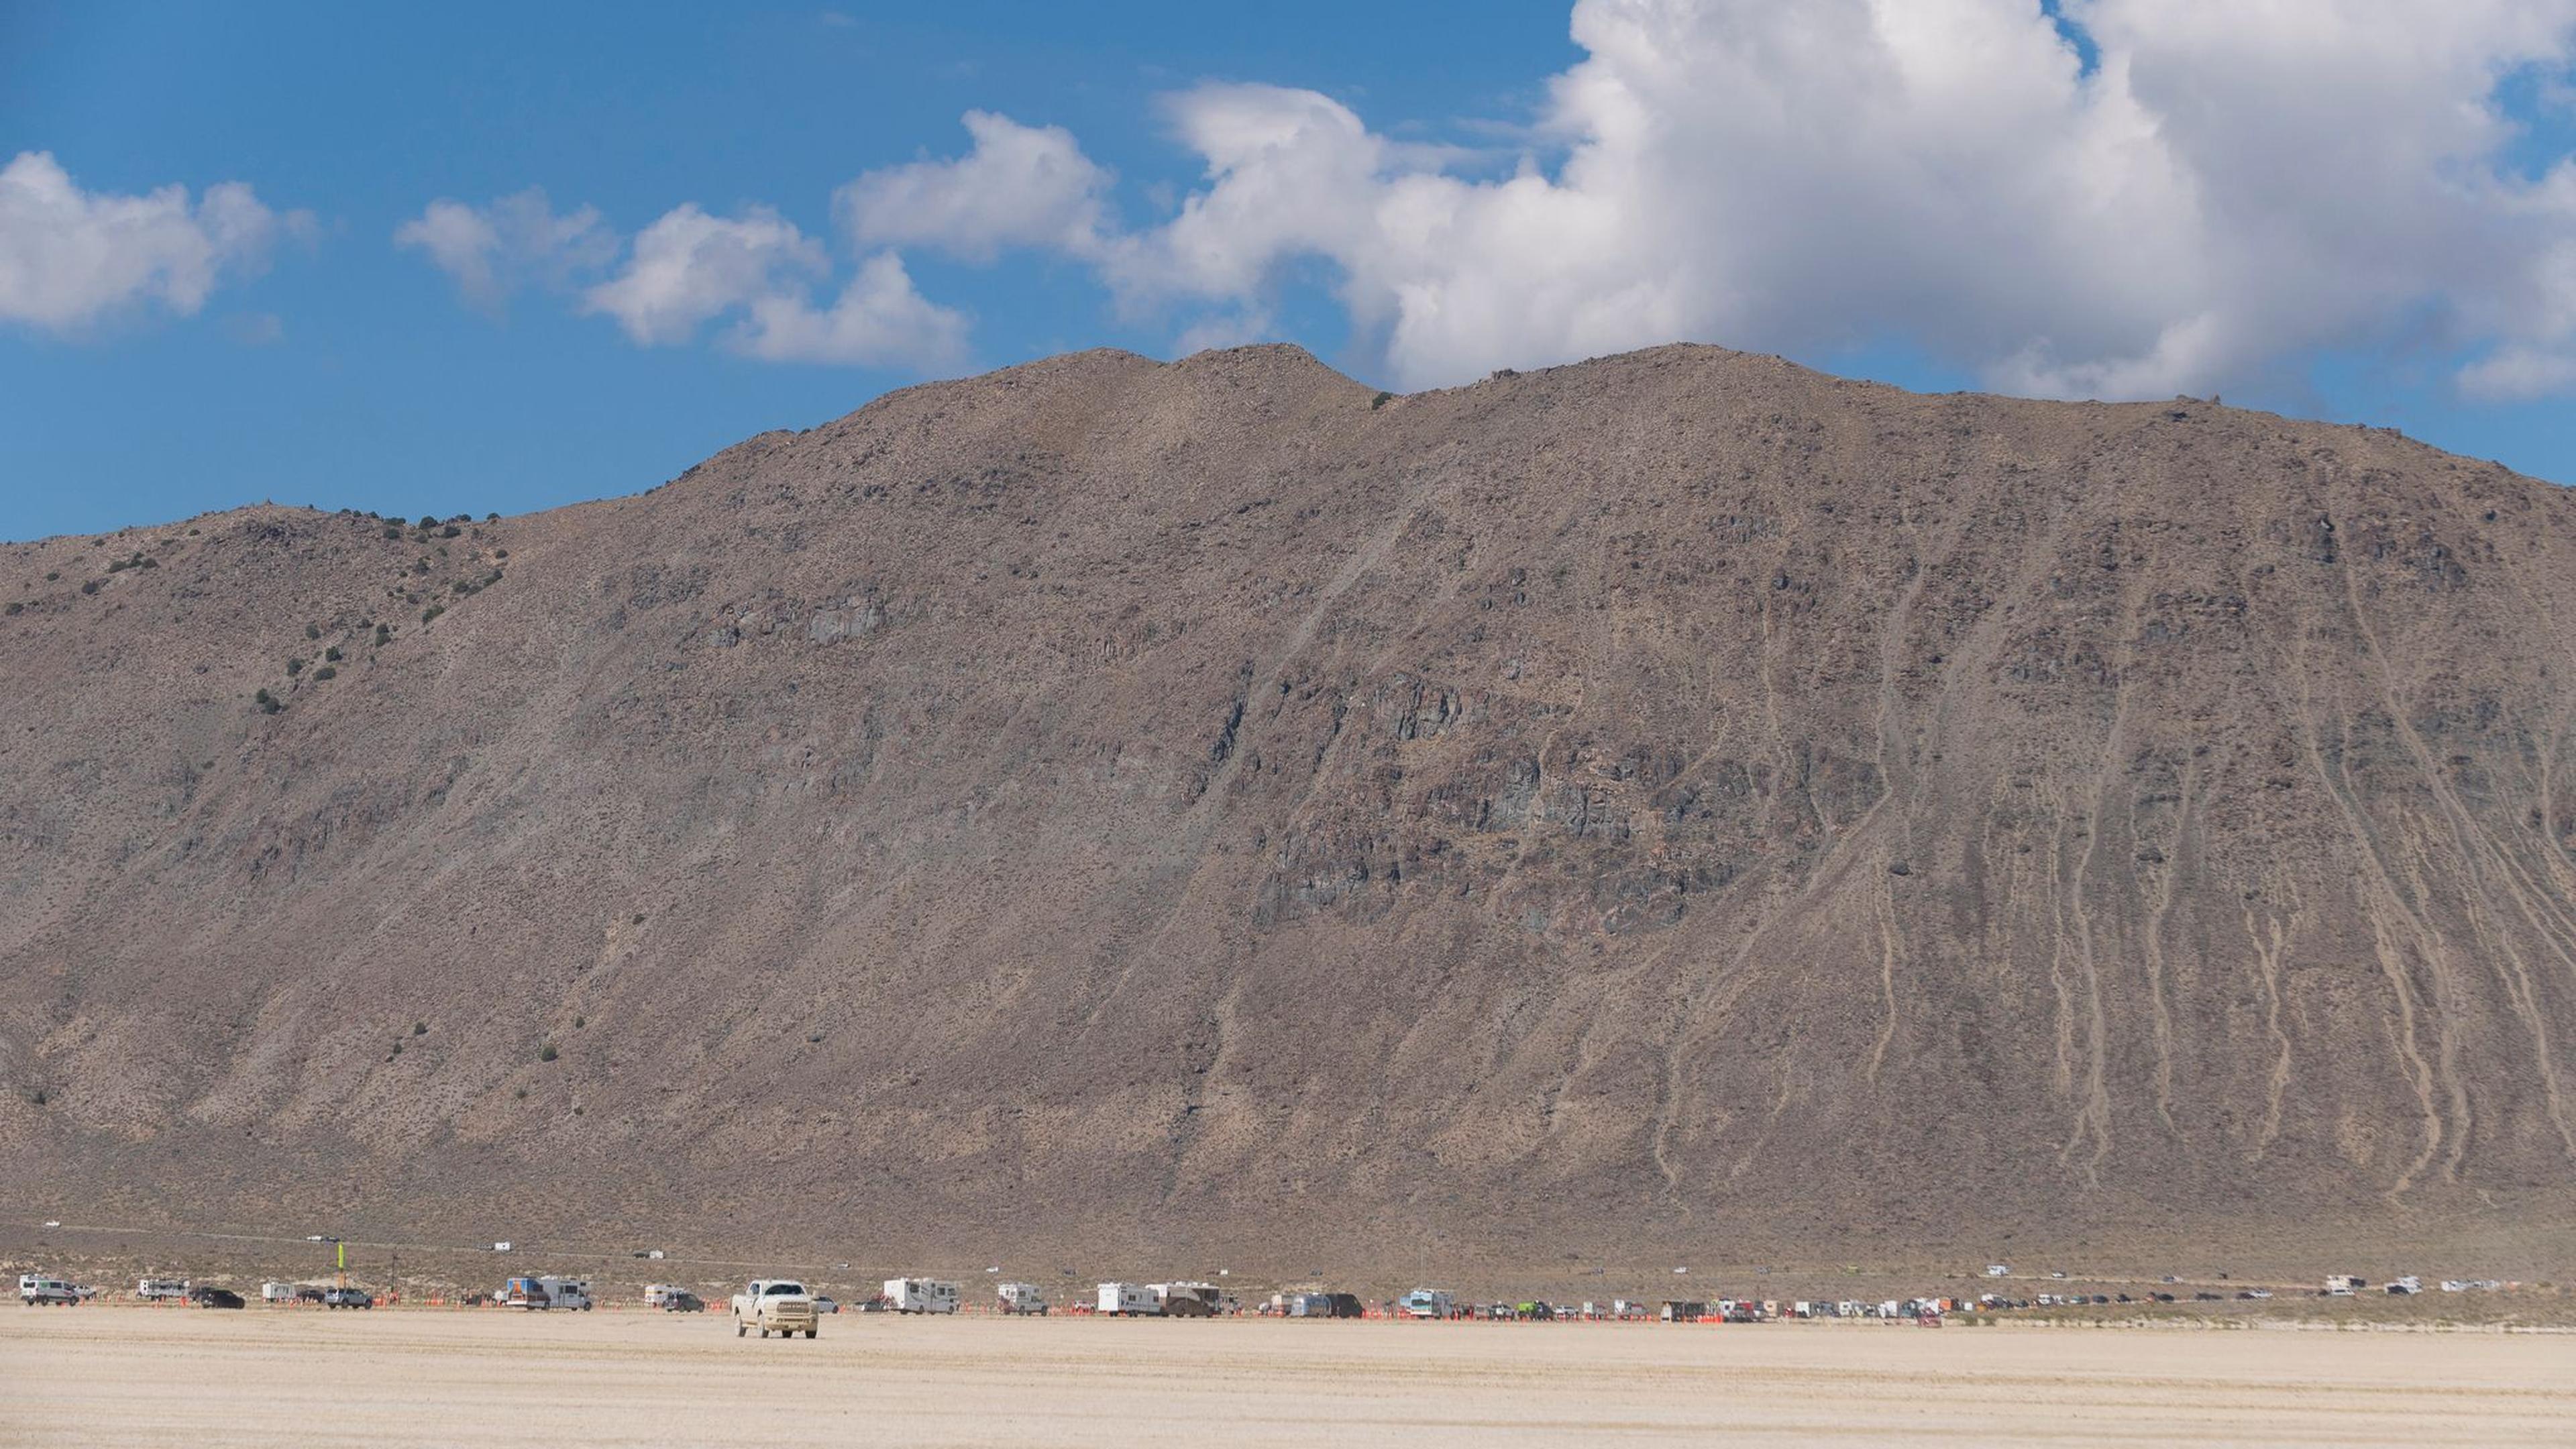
(3, 1307, 2569, 1446)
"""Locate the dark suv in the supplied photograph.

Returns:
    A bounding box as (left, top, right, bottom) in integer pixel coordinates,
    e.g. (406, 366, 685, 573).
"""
(187, 1285, 246, 1309)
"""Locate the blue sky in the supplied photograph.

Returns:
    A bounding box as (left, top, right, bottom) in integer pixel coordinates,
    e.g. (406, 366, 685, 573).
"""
(6, 1, 2576, 539)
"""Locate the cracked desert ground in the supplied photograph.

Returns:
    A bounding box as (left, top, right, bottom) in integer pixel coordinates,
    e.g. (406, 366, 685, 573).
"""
(5, 1310, 2571, 1446)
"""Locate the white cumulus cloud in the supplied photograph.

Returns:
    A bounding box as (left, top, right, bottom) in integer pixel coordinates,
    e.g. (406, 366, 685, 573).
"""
(0, 151, 302, 335)
(581, 204, 828, 345)
(396, 189, 613, 310)
(838, 111, 1113, 260)
(869, 0, 2576, 402)
(737, 251, 969, 368)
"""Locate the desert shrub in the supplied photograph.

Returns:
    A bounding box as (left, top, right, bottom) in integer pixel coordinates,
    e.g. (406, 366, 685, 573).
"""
(3, 602, 17, 616)
(486, 512, 499, 521)
(44, 571, 58, 581)
(106, 559, 127, 573)
(574, 1015, 586, 1030)
(514, 1087, 527, 1099)
(417, 515, 438, 529)
(254, 688, 281, 714)
(313, 666, 335, 680)
(538, 1042, 558, 1062)
(413, 1021, 427, 1035)
(421, 604, 444, 624)
(323, 645, 342, 662)
(286, 657, 304, 676)
(140, 557, 158, 569)
(390, 1040, 402, 1056)
(27, 1088, 42, 1107)
(493, 549, 508, 559)
(80, 581, 98, 595)
(305, 624, 320, 640)
(1373, 390, 1393, 409)
(440, 524, 460, 539)
(382, 526, 401, 540)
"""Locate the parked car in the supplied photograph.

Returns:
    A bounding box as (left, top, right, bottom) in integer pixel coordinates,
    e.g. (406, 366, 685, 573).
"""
(188, 1286, 246, 1309)
(322, 1287, 375, 1309)
(811, 1296, 839, 1315)
(294, 1286, 329, 1304)
(660, 1291, 706, 1313)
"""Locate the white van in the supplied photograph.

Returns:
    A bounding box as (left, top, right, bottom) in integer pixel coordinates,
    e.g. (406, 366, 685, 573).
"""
(19, 1274, 76, 1305)
(883, 1278, 960, 1314)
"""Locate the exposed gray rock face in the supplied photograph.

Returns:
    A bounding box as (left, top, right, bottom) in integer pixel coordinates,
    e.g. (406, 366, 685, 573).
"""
(1, 343, 2573, 1277)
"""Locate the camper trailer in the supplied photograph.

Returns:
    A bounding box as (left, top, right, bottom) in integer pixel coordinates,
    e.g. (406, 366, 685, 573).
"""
(996, 1282, 1048, 1315)
(1399, 1288, 1454, 1319)
(1150, 1282, 1223, 1317)
(1097, 1282, 1159, 1316)
(883, 1279, 961, 1314)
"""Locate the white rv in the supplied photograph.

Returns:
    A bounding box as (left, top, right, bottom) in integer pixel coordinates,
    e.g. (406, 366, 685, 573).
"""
(996, 1281, 1048, 1315)
(136, 1277, 189, 1301)
(503, 1275, 594, 1310)
(883, 1278, 960, 1314)
(1097, 1282, 1159, 1316)
(1398, 1288, 1453, 1319)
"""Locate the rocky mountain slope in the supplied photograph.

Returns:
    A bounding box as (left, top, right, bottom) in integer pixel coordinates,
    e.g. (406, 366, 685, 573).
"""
(4, 344, 2573, 1276)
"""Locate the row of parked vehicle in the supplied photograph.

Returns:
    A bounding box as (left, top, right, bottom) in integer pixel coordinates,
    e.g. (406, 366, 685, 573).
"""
(17, 1275, 373, 1309)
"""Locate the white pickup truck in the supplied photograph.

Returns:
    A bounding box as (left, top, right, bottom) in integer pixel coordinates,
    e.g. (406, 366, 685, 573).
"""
(731, 1279, 820, 1339)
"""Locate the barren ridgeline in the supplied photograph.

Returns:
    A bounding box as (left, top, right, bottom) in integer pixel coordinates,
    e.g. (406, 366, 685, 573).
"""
(3, 343, 2573, 1279)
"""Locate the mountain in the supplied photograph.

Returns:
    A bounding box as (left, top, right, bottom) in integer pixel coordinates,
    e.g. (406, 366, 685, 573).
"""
(3, 343, 2573, 1279)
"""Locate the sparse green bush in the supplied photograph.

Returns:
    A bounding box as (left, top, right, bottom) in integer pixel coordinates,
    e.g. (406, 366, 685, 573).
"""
(44, 570, 58, 581)
(413, 1021, 427, 1035)
(3, 602, 18, 616)
(28, 1088, 43, 1107)
(421, 604, 444, 624)
(514, 1087, 527, 1099)
(80, 581, 98, 595)
(312, 665, 335, 680)
(440, 525, 461, 539)
(374, 623, 392, 646)
(390, 1040, 402, 1056)
(305, 624, 320, 640)
(323, 646, 342, 662)
(1373, 390, 1393, 409)
(486, 512, 500, 522)
(140, 556, 158, 569)
(493, 549, 507, 559)
(286, 657, 305, 676)
(574, 1015, 586, 1030)
(382, 526, 401, 541)
(539, 1042, 557, 1062)
(417, 515, 439, 529)
(254, 688, 280, 714)
(106, 559, 127, 574)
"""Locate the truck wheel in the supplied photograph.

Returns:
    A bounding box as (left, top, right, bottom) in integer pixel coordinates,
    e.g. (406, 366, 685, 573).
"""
(806, 1329, 818, 1339)
(736, 1322, 746, 1337)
